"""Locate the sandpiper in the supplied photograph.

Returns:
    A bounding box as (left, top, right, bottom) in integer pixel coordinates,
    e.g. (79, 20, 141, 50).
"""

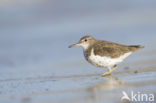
(69, 36, 144, 77)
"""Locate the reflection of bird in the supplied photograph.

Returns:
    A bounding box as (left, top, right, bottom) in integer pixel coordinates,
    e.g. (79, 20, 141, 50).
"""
(87, 75, 123, 91)
(85, 75, 123, 102)
(69, 36, 144, 76)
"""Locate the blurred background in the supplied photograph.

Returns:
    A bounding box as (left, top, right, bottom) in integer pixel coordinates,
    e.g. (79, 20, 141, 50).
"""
(0, 0, 156, 103)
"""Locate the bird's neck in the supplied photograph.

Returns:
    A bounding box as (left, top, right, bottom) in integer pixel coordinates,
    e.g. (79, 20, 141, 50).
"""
(83, 46, 92, 61)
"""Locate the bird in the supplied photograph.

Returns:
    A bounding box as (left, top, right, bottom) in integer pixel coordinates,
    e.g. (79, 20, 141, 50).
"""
(69, 36, 144, 77)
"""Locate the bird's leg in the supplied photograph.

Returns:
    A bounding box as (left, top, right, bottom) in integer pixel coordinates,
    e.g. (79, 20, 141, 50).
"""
(101, 67, 112, 77)
(101, 65, 117, 77)
(111, 65, 117, 72)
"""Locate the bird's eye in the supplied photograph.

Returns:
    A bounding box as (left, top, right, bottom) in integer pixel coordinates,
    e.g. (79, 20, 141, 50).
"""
(84, 39, 87, 42)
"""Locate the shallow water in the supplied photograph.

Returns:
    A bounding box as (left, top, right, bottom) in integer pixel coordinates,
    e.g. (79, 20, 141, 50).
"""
(0, 0, 156, 103)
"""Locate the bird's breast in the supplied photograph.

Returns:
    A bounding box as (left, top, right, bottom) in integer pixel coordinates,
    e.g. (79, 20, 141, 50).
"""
(87, 49, 132, 68)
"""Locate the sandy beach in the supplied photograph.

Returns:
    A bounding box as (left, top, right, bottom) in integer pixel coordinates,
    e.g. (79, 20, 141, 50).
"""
(0, 0, 156, 103)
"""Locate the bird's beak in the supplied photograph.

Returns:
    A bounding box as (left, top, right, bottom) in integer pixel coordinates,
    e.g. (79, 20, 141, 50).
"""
(69, 42, 81, 48)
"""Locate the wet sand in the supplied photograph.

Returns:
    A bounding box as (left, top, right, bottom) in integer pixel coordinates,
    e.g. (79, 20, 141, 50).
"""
(0, 52, 156, 103)
(0, 0, 156, 103)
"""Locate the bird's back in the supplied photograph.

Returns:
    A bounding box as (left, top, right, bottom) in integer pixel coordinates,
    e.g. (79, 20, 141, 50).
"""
(85, 40, 144, 59)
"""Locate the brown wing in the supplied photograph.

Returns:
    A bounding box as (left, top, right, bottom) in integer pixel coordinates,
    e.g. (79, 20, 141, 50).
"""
(93, 41, 130, 58)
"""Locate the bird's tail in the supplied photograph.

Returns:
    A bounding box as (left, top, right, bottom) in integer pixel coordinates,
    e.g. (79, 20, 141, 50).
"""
(128, 45, 144, 51)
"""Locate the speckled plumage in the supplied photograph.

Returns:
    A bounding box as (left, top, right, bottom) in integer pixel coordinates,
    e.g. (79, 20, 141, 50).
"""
(88, 48, 132, 68)
(85, 39, 143, 59)
(69, 36, 144, 76)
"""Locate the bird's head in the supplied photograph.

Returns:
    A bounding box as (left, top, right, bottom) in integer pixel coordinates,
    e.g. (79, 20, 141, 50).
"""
(69, 36, 96, 50)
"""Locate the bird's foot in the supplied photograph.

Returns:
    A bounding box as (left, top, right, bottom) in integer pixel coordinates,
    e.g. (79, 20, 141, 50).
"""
(101, 71, 111, 77)
(101, 65, 117, 77)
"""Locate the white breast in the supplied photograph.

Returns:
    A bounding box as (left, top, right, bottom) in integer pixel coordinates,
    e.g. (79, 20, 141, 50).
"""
(88, 49, 132, 68)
